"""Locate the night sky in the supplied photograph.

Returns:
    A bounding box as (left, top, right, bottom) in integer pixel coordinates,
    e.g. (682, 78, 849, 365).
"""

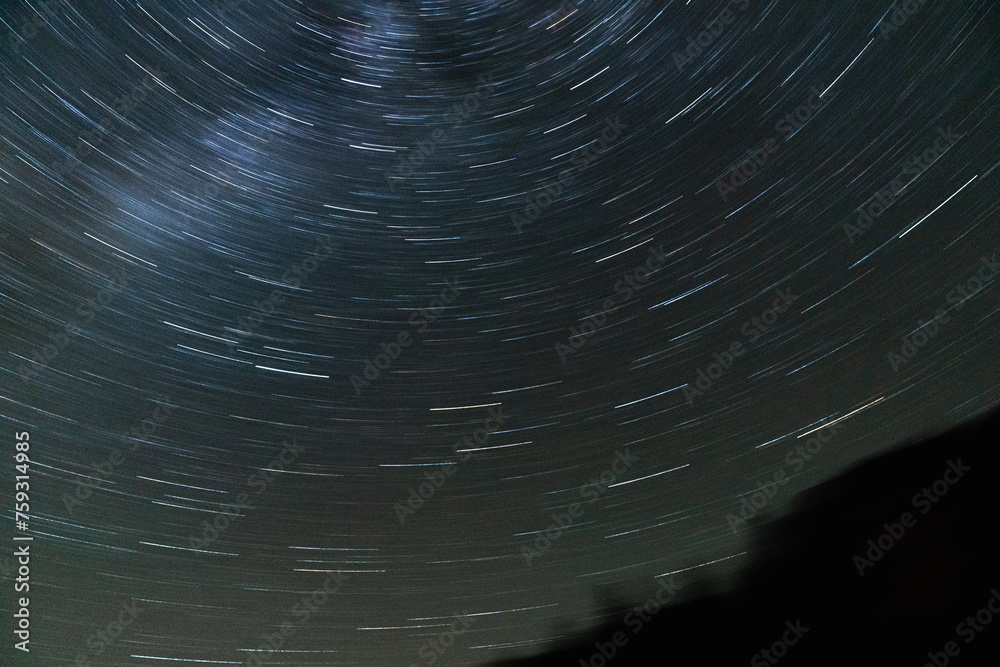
(2, 0, 1000, 664)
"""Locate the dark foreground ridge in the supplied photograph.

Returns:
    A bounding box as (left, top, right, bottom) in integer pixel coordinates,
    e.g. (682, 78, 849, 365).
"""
(484, 407, 1000, 666)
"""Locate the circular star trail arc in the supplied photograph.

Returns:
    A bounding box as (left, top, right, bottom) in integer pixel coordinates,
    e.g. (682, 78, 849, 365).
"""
(1, 0, 999, 664)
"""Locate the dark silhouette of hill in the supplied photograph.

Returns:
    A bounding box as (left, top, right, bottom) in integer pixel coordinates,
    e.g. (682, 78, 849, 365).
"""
(483, 406, 1000, 666)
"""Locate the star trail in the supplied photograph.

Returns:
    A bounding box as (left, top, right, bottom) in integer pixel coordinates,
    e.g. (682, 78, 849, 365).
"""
(1, 0, 999, 664)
